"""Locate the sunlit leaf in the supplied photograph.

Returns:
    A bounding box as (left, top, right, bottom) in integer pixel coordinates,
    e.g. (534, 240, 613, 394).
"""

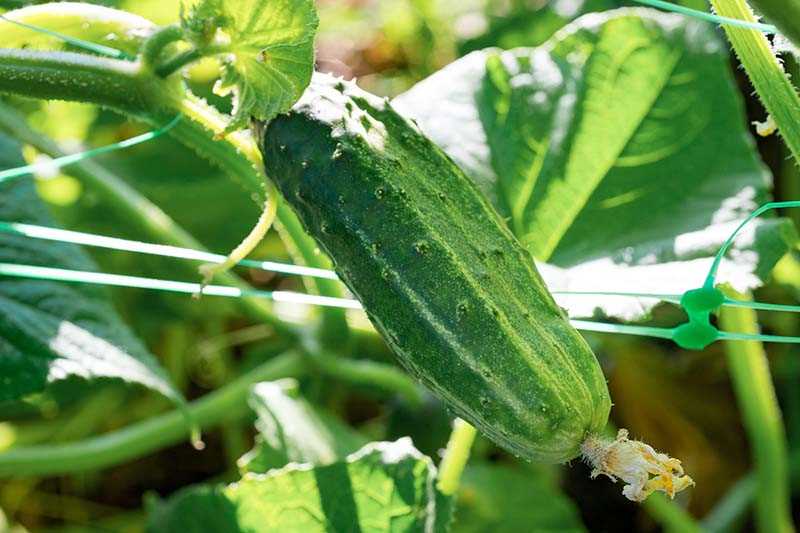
(395, 8, 797, 321)
(183, 0, 319, 130)
(0, 133, 183, 405)
(147, 439, 451, 532)
(238, 379, 367, 473)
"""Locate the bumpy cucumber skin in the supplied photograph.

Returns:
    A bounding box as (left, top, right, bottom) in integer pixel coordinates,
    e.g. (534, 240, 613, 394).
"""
(256, 73, 611, 463)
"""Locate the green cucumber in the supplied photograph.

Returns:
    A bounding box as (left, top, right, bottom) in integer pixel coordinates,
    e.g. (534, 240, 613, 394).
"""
(256, 73, 611, 463)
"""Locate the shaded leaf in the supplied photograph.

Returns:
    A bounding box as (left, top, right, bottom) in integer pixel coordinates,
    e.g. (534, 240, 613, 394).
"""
(238, 379, 367, 473)
(183, 0, 319, 130)
(148, 438, 450, 532)
(0, 133, 182, 405)
(454, 463, 585, 533)
(459, 0, 616, 54)
(394, 8, 796, 320)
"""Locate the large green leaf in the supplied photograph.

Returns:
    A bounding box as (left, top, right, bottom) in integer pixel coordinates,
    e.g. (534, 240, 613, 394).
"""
(454, 463, 585, 533)
(148, 439, 449, 533)
(238, 379, 367, 473)
(395, 8, 796, 320)
(0, 133, 182, 404)
(183, 0, 319, 130)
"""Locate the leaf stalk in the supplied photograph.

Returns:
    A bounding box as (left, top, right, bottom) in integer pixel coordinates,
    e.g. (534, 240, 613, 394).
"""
(719, 287, 794, 533)
(709, 0, 800, 165)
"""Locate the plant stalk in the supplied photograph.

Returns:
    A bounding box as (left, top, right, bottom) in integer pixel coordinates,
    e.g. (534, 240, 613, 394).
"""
(719, 287, 794, 533)
(310, 351, 422, 406)
(709, 0, 800, 165)
(436, 418, 477, 496)
(0, 101, 295, 337)
(0, 351, 306, 477)
(702, 448, 800, 532)
(702, 475, 757, 533)
(0, 45, 350, 341)
(156, 48, 203, 78)
(0, 49, 155, 114)
(642, 494, 702, 533)
(141, 24, 184, 70)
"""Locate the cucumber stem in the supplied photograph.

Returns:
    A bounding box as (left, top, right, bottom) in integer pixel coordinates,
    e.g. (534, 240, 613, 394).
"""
(140, 24, 184, 70)
(0, 351, 305, 477)
(0, 102, 294, 337)
(718, 287, 794, 533)
(199, 184, 279, 288)
(155, 47, 203, 77)
(436, 418, 477, 496)
(0, 44, 350, 343)
(708, 0, 800, 165)
(701, 475, 756, 533)
(642, 493, 703, 533)
(0, 48, 151, 114)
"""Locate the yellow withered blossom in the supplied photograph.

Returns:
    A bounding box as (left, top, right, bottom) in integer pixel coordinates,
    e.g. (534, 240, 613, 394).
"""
(581, 429, 695, 502)
(753, 114, 777, 137)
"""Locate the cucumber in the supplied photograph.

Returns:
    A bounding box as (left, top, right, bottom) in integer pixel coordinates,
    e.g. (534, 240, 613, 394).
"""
(256, 73, 611, 463)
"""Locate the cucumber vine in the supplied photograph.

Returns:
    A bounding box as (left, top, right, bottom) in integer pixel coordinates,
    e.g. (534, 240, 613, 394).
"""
(2, 0, 800, 531)
(0, 0, 319, 292)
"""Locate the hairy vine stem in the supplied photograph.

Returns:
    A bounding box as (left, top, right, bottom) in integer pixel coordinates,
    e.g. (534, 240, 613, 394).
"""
(0, 49, 156, 113)
(156, 48, 204, 78)
(709, 0, 800, 165)
(0, 11, 350, 341)
(140, 24, 184, 70)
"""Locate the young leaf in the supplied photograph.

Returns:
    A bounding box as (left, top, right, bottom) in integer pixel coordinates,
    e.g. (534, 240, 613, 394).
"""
(0, 133, 183, 405)
(182, 0, 319, 130)
(238, 379, 367, 473)
(394, 8, 797, 321)
(148, 439, 450, 532)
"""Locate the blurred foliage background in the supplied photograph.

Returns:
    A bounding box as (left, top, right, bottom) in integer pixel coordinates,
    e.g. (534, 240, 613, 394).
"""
(1, 0, 799, 531)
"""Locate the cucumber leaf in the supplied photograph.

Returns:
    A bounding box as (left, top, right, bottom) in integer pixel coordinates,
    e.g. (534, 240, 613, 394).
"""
(147, 439, 450, 533)
(182, 0, 319, 130)
(394, 8, 797, 321)
(0, 133, 182, 405)
(454, 463, 585, 533)
(238, 379, 367, 473)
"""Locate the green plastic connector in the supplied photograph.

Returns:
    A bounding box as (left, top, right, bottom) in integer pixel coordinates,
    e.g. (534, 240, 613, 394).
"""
(681, 286, 725, 317)
(673, 321, 719, 350)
